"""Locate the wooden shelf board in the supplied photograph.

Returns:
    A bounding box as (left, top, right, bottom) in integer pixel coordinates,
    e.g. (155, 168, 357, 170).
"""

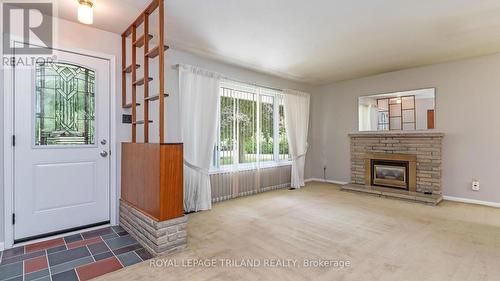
(133, 34, 153, 48)
(144, 93, 169, 101)
(133, 77, 153, 86)
(123, 64, 140, 73)
(123, 102, 141, 109)
(145, 45, 169, 59)
(133, 120, 154, 125)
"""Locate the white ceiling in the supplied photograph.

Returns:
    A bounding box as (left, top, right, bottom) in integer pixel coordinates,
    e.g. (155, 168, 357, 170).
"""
(56, 0, 500, 85)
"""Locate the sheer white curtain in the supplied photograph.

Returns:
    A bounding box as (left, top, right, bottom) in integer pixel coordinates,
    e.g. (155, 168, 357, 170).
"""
(283, 89, 310, 189)
(179, 64, 221, 212)
(359, 104, 371, 131)
(359, 104, 379, 131)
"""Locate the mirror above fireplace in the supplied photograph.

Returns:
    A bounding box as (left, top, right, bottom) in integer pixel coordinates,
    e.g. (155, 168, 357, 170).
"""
(358, 88, 435, 131)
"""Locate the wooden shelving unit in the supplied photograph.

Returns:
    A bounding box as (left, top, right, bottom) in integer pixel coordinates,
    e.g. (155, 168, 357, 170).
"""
(121, 0, 168, 143)
(120, 0, 183, 222)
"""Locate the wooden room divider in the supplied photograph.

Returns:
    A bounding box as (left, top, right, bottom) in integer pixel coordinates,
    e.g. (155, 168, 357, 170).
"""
(120, 0, 183, 222)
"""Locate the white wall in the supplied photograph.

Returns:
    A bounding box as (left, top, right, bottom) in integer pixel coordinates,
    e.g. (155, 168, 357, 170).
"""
(308, 52, 500, 203)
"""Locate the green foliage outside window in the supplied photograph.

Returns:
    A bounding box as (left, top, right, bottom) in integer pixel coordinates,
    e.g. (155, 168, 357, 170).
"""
(216, 84, 290, 167)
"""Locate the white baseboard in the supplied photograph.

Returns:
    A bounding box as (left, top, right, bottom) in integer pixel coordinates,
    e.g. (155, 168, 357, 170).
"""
(0, 242, 4, 251)
(443, 196, 500, 208)
(305, 178, 349, 185)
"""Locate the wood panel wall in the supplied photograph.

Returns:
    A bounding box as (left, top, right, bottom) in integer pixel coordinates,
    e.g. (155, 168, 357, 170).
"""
(122, 143, 184, 221)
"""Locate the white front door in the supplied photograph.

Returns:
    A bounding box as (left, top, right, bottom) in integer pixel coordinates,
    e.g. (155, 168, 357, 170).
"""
(13, 48, 111, 241)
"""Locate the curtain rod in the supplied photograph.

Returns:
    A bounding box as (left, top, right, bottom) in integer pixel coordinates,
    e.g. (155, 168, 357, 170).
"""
(173, 64, 284, 92)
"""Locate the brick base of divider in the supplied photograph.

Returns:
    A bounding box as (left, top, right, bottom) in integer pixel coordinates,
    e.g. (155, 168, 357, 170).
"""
(119, 200, 187, 257)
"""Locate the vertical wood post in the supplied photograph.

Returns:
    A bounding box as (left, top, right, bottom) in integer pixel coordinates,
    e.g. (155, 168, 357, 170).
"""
(121, 35, 126, 108)
(144, 13, 150, 143)
(131, 26, 137, 143)
(159, 0, 165, 143)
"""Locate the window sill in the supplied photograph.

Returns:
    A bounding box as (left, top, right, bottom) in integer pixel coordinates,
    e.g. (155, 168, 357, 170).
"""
(209, 161, 292, 175)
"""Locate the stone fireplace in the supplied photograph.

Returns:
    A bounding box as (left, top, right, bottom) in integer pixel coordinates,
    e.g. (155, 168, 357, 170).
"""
(344, 131, 444, 204)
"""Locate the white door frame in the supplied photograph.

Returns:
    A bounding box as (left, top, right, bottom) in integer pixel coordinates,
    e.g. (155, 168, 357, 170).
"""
(3, 44, 118, 249)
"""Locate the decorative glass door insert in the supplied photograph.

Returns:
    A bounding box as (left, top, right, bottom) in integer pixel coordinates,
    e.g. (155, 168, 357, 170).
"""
(35, 62, 96, 145)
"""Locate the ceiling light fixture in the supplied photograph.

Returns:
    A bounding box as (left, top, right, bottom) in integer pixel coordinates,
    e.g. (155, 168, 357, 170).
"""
(78, 0, 93, 25)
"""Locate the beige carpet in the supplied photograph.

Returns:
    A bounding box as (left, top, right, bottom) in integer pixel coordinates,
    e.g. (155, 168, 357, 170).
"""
(97, 182, 500, 281)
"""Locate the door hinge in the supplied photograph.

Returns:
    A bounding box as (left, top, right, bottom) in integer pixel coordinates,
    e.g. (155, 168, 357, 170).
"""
(12, 135, 15, 147)
(12, 213, 15, 225)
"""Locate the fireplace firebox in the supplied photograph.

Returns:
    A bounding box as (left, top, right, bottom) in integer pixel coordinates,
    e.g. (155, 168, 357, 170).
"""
(364, 153, 417, 192)
(371, 160, 409, 189)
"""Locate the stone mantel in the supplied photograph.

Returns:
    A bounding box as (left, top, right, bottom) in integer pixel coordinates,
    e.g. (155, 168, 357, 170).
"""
(349, 131, 444, 138)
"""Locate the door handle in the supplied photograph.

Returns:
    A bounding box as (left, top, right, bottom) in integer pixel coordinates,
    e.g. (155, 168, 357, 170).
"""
(100, 150, 108, 157)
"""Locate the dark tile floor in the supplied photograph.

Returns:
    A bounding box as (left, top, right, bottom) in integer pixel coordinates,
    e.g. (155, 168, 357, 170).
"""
(0, 226, 153, 281)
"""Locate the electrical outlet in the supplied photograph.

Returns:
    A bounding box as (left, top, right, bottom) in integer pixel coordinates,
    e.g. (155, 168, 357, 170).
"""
(472, 180, 480, 191)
